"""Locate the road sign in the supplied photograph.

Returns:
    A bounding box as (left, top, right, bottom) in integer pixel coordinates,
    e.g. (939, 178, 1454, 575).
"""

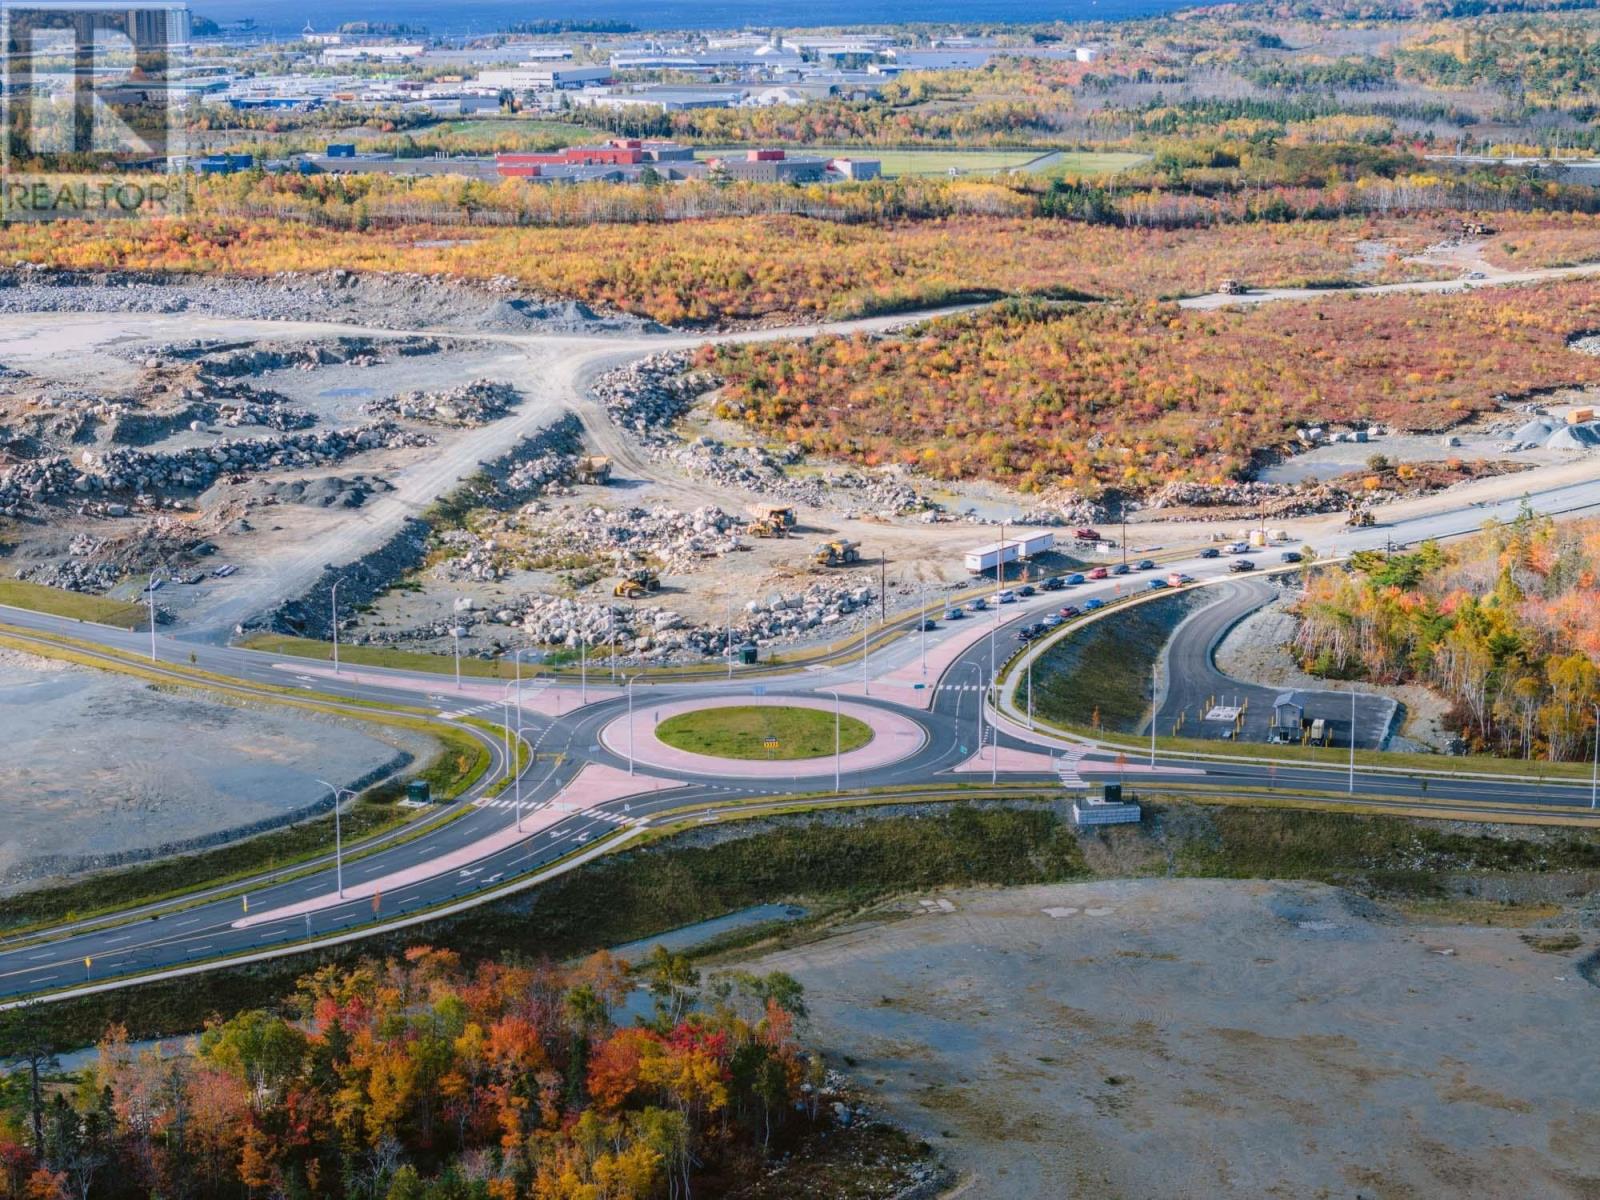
(763, 735, 780, 750)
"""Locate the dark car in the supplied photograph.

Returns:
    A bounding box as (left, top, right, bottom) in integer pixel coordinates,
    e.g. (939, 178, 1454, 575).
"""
(1015, 629, 1036, 643)
(1018, 584, 1037, 597)
(1042, 576, 1065, 591)
(1111, 562, 1131, 576)
(1230, 558, 1257, 573)
(1280, 550, 1303, 563)
(918, 618, 938, 631)
(1200, 547, 1221, 559)
(1136, 558, 1156, 571)
(945, 608, 964, 621)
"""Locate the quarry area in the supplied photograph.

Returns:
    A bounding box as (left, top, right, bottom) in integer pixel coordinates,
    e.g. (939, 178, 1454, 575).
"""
(0, 645, 431, 892)
(2, 274, 1599, 670)
(740, 876, 1600, 1200)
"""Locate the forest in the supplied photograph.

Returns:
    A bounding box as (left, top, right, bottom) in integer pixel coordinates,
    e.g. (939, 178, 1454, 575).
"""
(705, 283, 1600, 493)
(0, 946, 826, 1200)
(1294, 511, 1600, 761)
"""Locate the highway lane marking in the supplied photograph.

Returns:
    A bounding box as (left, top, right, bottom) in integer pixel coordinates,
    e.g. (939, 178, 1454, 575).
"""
(26, 952, 51, 960)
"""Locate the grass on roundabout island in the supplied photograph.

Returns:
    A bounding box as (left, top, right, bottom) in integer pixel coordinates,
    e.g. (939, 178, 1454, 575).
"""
(655, 705, 873, 760)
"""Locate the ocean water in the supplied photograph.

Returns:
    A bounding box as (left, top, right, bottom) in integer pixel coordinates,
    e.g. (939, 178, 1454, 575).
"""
(202, 0, 1208, 38)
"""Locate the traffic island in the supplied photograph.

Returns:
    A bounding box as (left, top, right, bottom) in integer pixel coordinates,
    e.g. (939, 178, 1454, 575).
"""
(601, 696, 928, 779)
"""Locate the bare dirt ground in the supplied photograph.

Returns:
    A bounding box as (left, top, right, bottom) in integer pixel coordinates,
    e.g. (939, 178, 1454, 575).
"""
(737, 878, 1600, 1200)
(0, 646, 432, 891)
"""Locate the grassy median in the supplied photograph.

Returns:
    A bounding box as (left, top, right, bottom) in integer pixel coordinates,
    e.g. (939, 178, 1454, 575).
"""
(656, 705, 873, 760)
(0, 580, 146, 629)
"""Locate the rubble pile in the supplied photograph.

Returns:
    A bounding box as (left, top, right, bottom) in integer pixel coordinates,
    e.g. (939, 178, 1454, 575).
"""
(1014, 494, 1103, 527)
(0, 423, 430, 513)
(196, 335, 444, 379)
(527, 503, 747, 575)
(594, 355, 938, 516)
(16, 557, 120, 592)
(15, 515, 213, 594)
(363, 379, 518, 427)
(356, 579, 881, 663)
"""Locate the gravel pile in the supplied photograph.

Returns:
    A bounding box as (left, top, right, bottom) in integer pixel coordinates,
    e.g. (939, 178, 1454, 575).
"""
(1505, 415, 1600, 451)
(363, 379, 518, 427)
(257, 474, 394, 509)
(0, 423, 430, 513)
(594, 353, 938, 516)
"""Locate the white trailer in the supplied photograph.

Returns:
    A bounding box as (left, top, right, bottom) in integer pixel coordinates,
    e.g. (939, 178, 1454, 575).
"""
(962, 530, 1056, 574)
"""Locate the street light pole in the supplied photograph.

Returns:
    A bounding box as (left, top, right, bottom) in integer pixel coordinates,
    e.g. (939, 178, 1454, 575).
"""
(627, 674, 638, 776)
(1349, 689, 1357, 795)
(330, 578, 343, 676)
(1027, 654, 1034, 732)
(146, 570, 158, 663)
(920, 583, 928, 676)
(1591, 702, 1598, 810)
(580, 638, 587, 705)
(314, 778, 347, 898)
(451, 623, 462, 691)
(1150, 660, 1158, 767)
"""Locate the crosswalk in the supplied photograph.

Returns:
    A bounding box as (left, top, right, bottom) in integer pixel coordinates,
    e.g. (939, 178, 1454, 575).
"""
(471, 797, 644, 828)
(1055, 746, 1089, 787)
(438, 701, 503, 720)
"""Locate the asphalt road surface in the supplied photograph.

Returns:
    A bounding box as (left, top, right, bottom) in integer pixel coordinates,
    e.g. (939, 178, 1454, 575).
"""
(1, 471, 1599, 1003)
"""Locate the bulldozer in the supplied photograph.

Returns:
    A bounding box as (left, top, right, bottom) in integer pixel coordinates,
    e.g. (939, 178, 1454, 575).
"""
(1345, 507, 1376, 528)
(812, 538, 862, 568)
(748, 515, 788, 538)
(613, 568, 661, 599)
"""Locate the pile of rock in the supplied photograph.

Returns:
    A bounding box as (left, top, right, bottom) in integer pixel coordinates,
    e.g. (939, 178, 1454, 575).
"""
(0, 423, 430, 512)
(592, 351, 719, 439)
(16, 557, 120, 592)
(522, 503, 747, 575)
(1146, 479, 1361, 516)
(364, 379, 518, 427)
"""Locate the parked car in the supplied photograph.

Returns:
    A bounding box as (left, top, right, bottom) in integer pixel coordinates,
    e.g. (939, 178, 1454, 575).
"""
(1042, 576, 1065, 591)
(1230, 558, 1257, 573)
(1199, 547, 1221, 559)
(1280, 550, 1304, 563)
(1136, 559, 1156, 571)
(1111, 563, 1131, 576)
(1018, 584, 1037, 597)
(1084, 598, 1107, 611)
(945, 608, 964, 621)
(1088, 566, 1109, 580)
(1065, 573, 1086, 586)
(1059, 605, 1081, 618)
(997, 589, 1017, 604)
(1042, 614, 1064, 628)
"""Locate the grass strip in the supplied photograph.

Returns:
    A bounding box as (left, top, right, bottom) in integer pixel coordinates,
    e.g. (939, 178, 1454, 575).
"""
(0, 581, 146, 629)
(656, 705, 873, 760)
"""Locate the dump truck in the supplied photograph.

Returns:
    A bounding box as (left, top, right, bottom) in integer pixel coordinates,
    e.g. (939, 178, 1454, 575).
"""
(813, 539, 862, 568)
(746, 503, 796, 529)
(576, 455, 612, 485)
(613, 568, 661, 599)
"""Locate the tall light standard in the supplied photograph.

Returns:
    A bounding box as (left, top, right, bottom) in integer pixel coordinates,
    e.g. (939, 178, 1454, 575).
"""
(1150, 659, 1159, 767)
(313, 778, 350, 898)
(821, 688, 842, 793)
(1027, 650, 1035, 732)
(861, 620, 870, 695)
(579, 637, 588, 705)
(330, 578, 344, 676)
(450, 621, 463, 691)
(966, 662, 985, 765)
(511, 649, 538, 830)
(626, 674, 639, 775)
(146, 570, 159, 663)
(1348, 688, 1358, 795)
(1590, 702, 1599, 810)
(919, 583, 929, 676)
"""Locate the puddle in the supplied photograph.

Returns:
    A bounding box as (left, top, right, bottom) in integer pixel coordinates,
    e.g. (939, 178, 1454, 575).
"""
(609, 902, 808, 963)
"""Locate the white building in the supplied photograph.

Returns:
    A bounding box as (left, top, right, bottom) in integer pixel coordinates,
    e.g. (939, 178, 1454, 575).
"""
(477, 65, 611, 91)
(321, 44, 424, 64)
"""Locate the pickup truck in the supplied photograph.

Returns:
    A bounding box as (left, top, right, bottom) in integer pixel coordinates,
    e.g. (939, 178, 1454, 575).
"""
(1230, 558, 1257, 573)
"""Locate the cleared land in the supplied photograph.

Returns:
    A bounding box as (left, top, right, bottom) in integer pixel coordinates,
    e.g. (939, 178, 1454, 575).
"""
(0, 647, 431, 892)
(655, 704, 872, 759)
(736, 876, 1600, 1199)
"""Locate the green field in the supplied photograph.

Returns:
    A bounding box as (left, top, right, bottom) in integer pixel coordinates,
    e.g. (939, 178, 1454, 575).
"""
(1033, 151, 1151, 178)
(656, 705, 873, 760)
(0, 580, 146, 629)
(794, 149, 1148, 178)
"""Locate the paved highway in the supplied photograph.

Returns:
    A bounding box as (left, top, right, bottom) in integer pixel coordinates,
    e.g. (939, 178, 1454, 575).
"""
(1, 470, 1599, 1003)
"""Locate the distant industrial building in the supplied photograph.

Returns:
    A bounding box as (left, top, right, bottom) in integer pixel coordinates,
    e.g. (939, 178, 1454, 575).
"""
(572, 86, 743, 113)
(705, 148, 828, 183)
(828, 156, 882, 181)
(477, 65, 613, 91)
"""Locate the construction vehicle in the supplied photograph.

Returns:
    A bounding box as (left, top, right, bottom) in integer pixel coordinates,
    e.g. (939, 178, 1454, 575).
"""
(612, 568, 661, 599)
(1459, 220, 1497, 238)
(747, 514, 788, 538)
(812, 538, 862, 568)
(746, 503, 796, 530)
(1345, 507, 1376, 528)
(1072, 527, 1102, 543)
(576, 455, 612, 485)
(1217, 278, 1247, 295)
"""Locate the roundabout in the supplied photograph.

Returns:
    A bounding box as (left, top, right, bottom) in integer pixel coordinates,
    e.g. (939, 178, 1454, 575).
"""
(600, 694, 929, 779)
